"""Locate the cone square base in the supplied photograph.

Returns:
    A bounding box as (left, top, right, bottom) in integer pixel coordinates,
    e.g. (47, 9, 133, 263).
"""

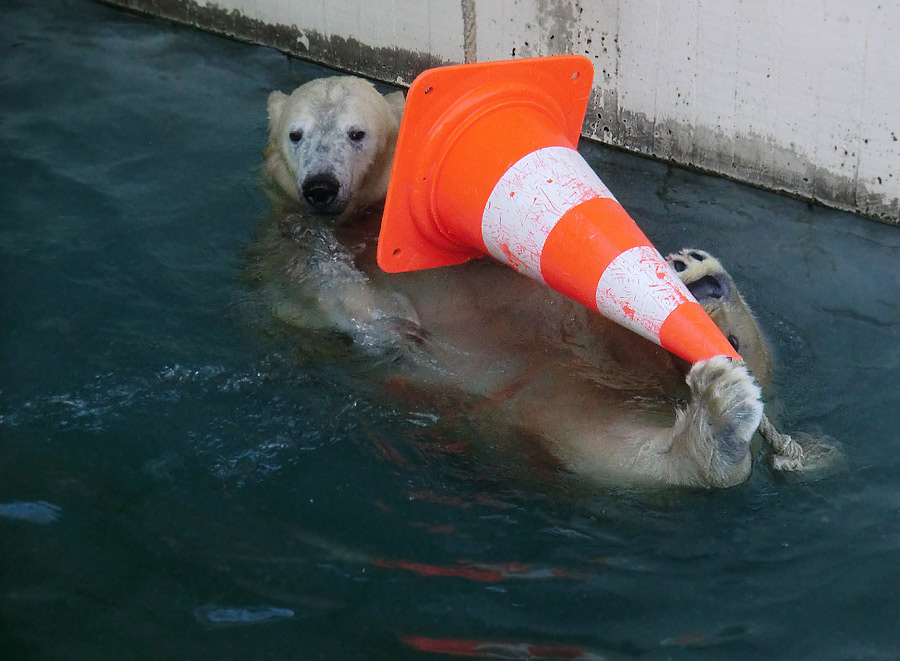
(377, 55, 595, 273)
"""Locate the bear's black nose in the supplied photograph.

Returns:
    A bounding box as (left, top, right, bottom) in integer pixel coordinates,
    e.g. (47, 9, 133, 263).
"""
(301, 174, 341, 211)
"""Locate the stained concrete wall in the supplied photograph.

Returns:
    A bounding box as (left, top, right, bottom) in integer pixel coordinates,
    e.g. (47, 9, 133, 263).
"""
(106, 0, 900, 225)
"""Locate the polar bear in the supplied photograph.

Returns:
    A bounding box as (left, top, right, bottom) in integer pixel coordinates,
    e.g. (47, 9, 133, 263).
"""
(248, 75, 774, 488)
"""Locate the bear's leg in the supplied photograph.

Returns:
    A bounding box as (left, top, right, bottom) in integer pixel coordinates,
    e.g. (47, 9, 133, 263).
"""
(656, 249, 766, 486)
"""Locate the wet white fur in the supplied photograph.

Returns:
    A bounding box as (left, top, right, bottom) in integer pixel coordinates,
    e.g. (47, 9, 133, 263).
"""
(253, 76, 766, 488)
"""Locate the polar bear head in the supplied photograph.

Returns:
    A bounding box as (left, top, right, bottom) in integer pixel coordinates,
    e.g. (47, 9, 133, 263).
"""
(264, 76, 405, 222)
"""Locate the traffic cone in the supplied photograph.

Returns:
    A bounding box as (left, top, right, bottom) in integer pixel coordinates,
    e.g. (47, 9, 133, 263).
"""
(377, 55, 739, 364)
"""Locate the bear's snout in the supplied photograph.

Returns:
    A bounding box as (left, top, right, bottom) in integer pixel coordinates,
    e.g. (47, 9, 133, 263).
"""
(301, 173, 342, 214)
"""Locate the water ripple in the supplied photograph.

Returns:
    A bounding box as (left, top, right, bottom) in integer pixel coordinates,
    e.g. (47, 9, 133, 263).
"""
(0, 500, 62, 525)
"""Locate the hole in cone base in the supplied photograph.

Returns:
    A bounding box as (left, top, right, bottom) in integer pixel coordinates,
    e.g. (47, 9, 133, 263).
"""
(379, 56, 594, 273)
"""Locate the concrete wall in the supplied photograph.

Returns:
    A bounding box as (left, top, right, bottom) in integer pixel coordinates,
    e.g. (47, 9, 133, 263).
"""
(107, 0, 900, 224)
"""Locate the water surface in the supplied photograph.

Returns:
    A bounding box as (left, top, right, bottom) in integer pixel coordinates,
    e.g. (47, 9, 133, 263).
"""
(2, 2, 900, 659)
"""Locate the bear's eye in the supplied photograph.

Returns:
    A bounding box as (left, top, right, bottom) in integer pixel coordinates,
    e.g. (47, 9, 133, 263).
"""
(348, 129, 366, 142)
(727, 334, 740, 352)
(288, 129, 303, 143)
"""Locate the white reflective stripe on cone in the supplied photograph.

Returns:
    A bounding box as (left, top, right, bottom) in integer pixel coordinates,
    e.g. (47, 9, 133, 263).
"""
(594, 245, 694, 344)
(481, 146, 617, 279)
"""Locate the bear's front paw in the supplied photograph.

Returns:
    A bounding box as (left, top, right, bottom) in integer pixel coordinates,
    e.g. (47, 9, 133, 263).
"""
(686, 356, 763, 465)
(665, 248, 734, 305)
(665, 248, 772, 382)
(670, 356, 763, 486)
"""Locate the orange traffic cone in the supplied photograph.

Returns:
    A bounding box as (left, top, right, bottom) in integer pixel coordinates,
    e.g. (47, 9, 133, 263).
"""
(377, 55, 739, 364)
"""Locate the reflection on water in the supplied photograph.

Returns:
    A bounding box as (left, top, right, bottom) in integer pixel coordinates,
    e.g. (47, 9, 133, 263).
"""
(0, 501, 62, 525)
(2, 1, 900, 659)
(193, 604, 296, 628)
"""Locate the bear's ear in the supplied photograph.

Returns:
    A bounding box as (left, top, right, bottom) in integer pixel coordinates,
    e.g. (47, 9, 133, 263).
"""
(383, 91, 406, 123)
(267, 91, 289, 127)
